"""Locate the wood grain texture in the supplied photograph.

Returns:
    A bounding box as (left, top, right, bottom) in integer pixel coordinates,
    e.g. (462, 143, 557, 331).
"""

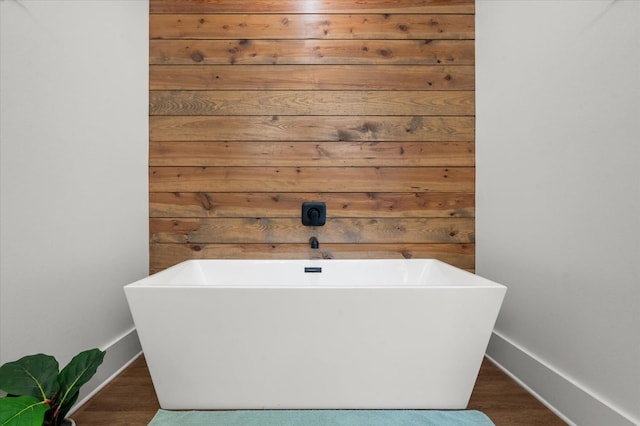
(150, 116, 475, 142)
(149, 141, 474, 166)
(149, 90, 475, 116)
(150, 39, 474, 65)
(150, 65, 475, 90)
(149, 192, 475, 218)
(149, 243, 476, 272)
(70, 357, 566, 426)
(150, 1, 475, 15)
(149, 167, 474, 193)
(148, 0, 476, 271)
(150, 14, 474, 40)
(150, 217, 475, 244)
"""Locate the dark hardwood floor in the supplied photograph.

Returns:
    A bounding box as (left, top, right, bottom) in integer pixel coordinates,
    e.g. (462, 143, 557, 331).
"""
(71, 356, 565, 425)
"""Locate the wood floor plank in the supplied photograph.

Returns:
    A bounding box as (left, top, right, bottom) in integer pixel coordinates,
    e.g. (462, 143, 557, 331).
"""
(71, 356, 566, 425)
(469, 360, 567, 425)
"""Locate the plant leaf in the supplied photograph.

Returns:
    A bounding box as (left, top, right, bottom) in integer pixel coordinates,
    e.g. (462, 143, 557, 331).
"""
(0, 355, 59, 400)
(56, 349, 105, 408)
(0, 395, 48, 426)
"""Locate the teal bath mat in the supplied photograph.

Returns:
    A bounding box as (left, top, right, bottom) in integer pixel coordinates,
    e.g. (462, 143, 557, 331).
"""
(148, 409, 495, 425)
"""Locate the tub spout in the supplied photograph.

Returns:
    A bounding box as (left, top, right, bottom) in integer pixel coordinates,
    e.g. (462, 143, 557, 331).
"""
(309, 237, 319, 249)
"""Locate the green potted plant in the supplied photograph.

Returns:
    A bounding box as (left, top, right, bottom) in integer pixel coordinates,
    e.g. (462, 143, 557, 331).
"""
(0, 348, 105, 426)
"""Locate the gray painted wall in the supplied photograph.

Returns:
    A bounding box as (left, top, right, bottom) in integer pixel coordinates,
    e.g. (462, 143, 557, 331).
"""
(0, 0, 149, 405)
(477, 1, 639, 425)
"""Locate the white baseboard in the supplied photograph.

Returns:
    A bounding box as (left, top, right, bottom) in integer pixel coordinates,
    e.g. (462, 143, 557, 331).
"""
(68, 327, 142, 416)
(486, 331, 637, 426)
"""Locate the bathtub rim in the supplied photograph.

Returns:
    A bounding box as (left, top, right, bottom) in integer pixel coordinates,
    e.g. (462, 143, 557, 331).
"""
(125, 258, 506, 290)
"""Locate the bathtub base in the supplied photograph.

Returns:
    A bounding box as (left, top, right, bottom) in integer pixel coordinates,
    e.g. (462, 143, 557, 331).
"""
(131, 295, 502, 409)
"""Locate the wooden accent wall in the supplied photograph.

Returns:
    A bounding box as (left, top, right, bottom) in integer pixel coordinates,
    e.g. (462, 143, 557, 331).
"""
(149, 0, 475, 273)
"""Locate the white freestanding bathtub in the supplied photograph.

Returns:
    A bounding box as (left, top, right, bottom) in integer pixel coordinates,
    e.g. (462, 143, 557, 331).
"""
(125, 259, 506, 410)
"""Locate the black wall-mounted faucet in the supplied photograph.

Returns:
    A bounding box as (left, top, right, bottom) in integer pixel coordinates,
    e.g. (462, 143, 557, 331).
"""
(309, 236, 319, 249)
(302, 202, 326, 226)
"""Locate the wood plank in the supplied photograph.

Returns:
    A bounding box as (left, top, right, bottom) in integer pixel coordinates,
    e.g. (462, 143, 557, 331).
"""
(149, 141, 474, 167)
(149, 90, 475, 116)
(149, 65, 475, 90)
(150, 39, 474, 65)
(70, 357, 160, 425)
(149, 1, 475, 15)
(149, 116, 475, 142)
(150, 217, 475, 244)
(149, 192, 475, 218)
(469, 360, 568, 426)
(149, 243, 476, 272)
(149, 166, 475, 192)
(150, 15, 474, 41)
